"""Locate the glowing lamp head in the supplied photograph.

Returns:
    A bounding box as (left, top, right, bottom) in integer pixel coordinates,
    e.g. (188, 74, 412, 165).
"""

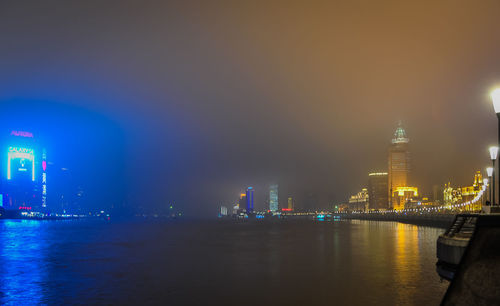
(490, 146, 499, 160)
(491, 88, 500, 114)
(487, 167, 494, 177)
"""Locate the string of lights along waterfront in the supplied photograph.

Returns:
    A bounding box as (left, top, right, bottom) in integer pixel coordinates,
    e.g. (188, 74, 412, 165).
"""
(219, 122, 489, 219)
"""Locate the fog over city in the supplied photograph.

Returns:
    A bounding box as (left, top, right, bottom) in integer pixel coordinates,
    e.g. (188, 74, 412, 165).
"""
(1, 0, 500, 215)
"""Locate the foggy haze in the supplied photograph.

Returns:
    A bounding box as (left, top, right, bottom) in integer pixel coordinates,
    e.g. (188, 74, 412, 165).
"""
(1, 0, 500, 216)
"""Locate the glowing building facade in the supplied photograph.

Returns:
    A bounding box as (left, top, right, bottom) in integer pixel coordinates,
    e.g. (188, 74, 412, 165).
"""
(238, 193, 246, 211)
(246, 187, 254, 212)
(1, 130, 46, 212)
(391, 187, 419, 210)
(219, 206, 228, 216)
(443, 171, 485, 211)
(388, 123, 413, 209)
(368, 172, 388, 210)
(287, 197, 294, 211)
(42, 149, 47, 208)
(269, 184, 278, 212)
(349, 188, 369, 211)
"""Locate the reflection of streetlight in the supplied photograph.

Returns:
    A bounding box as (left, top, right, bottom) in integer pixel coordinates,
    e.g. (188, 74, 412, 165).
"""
(487, 167, 494, 204)
(489, 147, 498, 205)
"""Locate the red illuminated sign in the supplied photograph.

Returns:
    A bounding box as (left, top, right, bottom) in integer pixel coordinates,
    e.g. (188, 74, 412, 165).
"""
(282, 208, 293, 211)
(18, 206, 32, 210)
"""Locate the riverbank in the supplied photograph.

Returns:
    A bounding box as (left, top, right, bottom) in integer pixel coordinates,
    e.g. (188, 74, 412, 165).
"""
(342, 213, 455, 228)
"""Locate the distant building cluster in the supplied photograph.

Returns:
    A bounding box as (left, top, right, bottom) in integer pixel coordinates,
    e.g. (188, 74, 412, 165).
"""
(220, 123, 488, 217)
(218, 184, 300, 218)
(341, 123, 487, 212)
(0, 129, 96, 218)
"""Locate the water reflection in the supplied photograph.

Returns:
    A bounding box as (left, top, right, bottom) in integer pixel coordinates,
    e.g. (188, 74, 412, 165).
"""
(394, 223, 421, 304)
(0, 220, 47, 305)
(0, 219, 448, 305)
(345, 220, 446, 305)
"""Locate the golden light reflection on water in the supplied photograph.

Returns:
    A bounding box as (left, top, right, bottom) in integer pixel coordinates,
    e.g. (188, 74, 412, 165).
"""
(343, 220, 449, 304)
(394, 222, 421, 303)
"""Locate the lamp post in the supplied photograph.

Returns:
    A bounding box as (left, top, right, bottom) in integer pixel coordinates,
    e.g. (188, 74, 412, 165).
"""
(483, 178, 489, 211)
(490, 89, 500, 205)
(487, 167, 494, 205)
(489, 147, 498, 206)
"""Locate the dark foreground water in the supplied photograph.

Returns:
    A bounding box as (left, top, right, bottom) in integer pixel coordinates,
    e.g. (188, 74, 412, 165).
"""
(0, 219, 449, 305)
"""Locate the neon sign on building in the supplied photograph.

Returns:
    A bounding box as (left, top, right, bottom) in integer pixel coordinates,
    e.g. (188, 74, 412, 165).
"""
(42, 149, 47, 207)
(7, 146, 35, 181)
(10, 130, 33, 138)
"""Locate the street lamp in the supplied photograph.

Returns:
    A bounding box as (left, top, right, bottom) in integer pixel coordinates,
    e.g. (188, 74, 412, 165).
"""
(490, 89, 500, 205)
(487, 167, 494, 204)
(490, 88, 500, 114)
(483, 178, 490, 210)
(489, 146, 498, 205)
(487, 166, 494, 177)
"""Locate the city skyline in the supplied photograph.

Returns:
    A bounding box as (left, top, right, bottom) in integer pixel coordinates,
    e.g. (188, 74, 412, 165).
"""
(229, 122, 491, 212)
(1, 1, 500, 216)
(1, 2, 500, 305)
(0, 115, 493, 215)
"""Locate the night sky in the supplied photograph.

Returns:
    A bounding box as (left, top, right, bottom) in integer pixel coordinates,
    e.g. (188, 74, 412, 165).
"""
(1, 0, 500, 216)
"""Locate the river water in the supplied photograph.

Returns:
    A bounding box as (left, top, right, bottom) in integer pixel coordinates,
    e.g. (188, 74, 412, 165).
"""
(0, 219, 449, 305)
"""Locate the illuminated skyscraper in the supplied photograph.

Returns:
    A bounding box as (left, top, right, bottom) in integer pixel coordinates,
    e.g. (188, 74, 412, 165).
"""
(368, 172, 388, 210)
(269, 184, 278, 212)
(42, 148, 47, 208)
(287, 197, 294, 211)
(388, 123, 411, 209)
(219, 206, 228, 216)
(1, 130, 45, 212)
(246, 187, 254, 212)
(238, 193, 246, 211)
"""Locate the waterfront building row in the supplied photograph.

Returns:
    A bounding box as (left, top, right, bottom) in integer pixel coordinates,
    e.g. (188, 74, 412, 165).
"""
(345, 124, 487, 212)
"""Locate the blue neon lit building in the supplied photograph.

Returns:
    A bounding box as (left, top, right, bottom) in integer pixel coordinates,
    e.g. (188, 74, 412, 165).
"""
(0, 130, 45, 212)
(246, 187, 254, 212)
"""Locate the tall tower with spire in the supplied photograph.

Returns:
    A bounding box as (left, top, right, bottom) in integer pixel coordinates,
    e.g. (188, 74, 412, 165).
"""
(388, 122, 411, 209)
